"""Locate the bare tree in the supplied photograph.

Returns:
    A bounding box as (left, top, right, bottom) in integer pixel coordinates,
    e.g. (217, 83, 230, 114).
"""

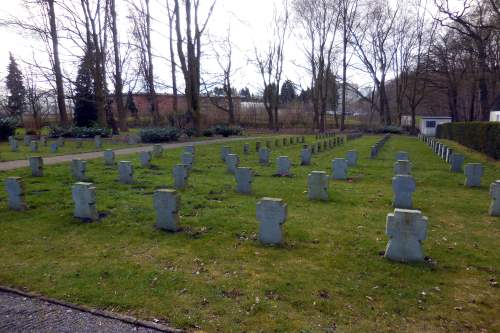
(166, 0, 179, 123)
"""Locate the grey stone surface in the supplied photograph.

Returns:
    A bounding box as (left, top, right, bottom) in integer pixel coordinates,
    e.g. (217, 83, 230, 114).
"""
(300, 147, 312, 165)
(72, 182, 98, 221)
(450, 153, 464, 173)
(395, 151, 409, 161)
(23, 135, 32, 146)
(103, 149, 115, 165)
(332, 158, 348, 180)
(489, 181, 500, 216)
(445, 148, 453, 163)
(139, 151, 152, 168)
(118, 161, 134, 184)
(4, 177, 27, 210)
(71, 159, 87, 181)
(29, 156, 43, 177)
(154, 189, 180, 231)
(184, 145, 195, 156)
(226, 153, 239, 174)
(40, 136, 47, 146)
(346, 150, 358, 167)
(221, 146, 231, 161)
(394, 160, 412, 175)
(50, 143, 58, 153)
(259, 147, 270, 165)
(307, 171, 329, 201)
(9, 137, 18, 152)
(127, 135, 139, 144)
(30, 140, 39, 152)
(182, 152, 194, 170)
(243, 143, 250, 155)
(173, 164, 189, 189)
(152, 144, 163, 157)
(385, 208, 428, 262)
(94, 135, 102, 149)
(392, 175, 416, 209)
(257, 197, 287, 245)
(235, 167, 253, 194)
(276, 156, 291, 176)
(464, 163, 483, 187)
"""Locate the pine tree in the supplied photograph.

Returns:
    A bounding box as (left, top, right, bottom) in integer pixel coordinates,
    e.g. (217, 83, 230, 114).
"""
(73, 48, 97, 127)
(5, 53, 26, 120)
(280, 80, 296, 104)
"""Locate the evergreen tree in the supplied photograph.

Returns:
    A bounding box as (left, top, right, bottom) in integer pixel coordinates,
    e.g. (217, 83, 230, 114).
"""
(239, 87, 251, 99)
(280, 79, 296, 104)
(5, 53, 26, 120)
(126, 90, 138, 119)
(73, 48, 97, 127)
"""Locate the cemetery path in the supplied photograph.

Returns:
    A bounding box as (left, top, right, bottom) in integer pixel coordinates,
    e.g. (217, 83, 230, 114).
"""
(0, 288, 182, 332)
(0, 136, 258, 171)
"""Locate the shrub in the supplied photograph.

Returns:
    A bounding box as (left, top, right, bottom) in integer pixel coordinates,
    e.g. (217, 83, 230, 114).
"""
(139, 127, 181, 143)
(437, 122, 500, 160)
(48, 126, 112, 138)
(184, 128, 197, 137)
(0, 117, 17, 140)
(202, 128, 214, 137)
(213, 124, 243, 137)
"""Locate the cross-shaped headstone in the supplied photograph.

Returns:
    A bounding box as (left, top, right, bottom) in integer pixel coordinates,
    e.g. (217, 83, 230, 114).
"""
(71, 159, 87, 181)
(394, 160, 411, 175)
(276, 156, 291, 176)
(392, 175, 416, 209)
(300, 146, 312, 166)
(257, 197, 287, 245)
(139, 151, 152, 168)
(346, 150, 358, 167)
(226, 153, 239, 174)
(450, 153, 464, 173)
(235, 167, 253, 194)
(332, 158, 348, 180)
(308, 171, 329, 201)
(259, 147, 270, 165)
(154, 189, 181, 231)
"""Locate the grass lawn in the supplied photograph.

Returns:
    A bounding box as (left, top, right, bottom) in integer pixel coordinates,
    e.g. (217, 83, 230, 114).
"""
(0, 135, 499, 332)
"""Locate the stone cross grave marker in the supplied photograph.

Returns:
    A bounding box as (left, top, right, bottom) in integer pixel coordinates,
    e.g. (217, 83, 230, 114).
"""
(4, 177, 27, 210)
(154, 189, 181, 231)
(103, 149, 115, 165)
(450, 153, 464, 173)
(259, 147, 270, 165)
(332, 158, 348, 180)
(300, 146, 312, 165)
(139, 151, 152, 168)
(226, 153, 239, 174)
(257, 197, 287, 245)
(276, 156, 291, 176)
(308, 171, 329, 201)
(71, 159, 87, 181)
(235, 167, 253, 194)
(346, 150, 358, 167)
(392, 175, 416, 209)
(118, 161, 134, 184)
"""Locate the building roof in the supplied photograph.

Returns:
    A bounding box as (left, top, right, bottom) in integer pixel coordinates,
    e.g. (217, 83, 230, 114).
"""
(420, 116, 452, 119)
(491, 95, 500, 112)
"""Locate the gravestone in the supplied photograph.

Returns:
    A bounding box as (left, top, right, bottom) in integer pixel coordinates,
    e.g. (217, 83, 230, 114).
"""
(282, 137, 287, 146)
(370, 146, 378, 159)
(257, 197, 287, 245)
(173, 164, 189, 189)
(30, 141, 38, 152)
(235, 167, 253, 194)
(50, 143, 58, 153)
(259, 147, 270, 165)
(71, 159, 87, 181)
(40, 136, 47, 146)
(226, 153, 239, 174)
(307, 171, 329, 201)
(154, 189, 180, 232)
(221, 146, 231, 162)
(103, 149, 115, 165)
(243, 143, 250, 155)
(395, 151, 409, 161)
(394, 160, 412, 175)
(290, 137, 294, 145)
(128, 135, 139, 145)
(392, 175, 416, 209)
(385, 208, 428, 262)
(94, 135, 102, 149)
(29, 156, 43, 177)
(182, 152, 194, 170)
(57, 136, 64, 147)
(72, 182, 98, 221)
(118, 161, 134, 184)
(332, 158, 348, 180)
(300, 146, 312, 166)
(23, 135, 32, 146)
(276, 156, 291, 176)
(450, 153, 464, 173)
(185, 145, 195, 156)
(9, 137, 18, 152)
(489, 181, 500, 216)
(464, 163, 483, 187)
(76, 138, 83, 148)
(153, 144, 163, 157)
(346, 150, 358, 167)
(255, 141, 261, 152)
(139, 151, 152, 168)
(4, 177, 27, 210)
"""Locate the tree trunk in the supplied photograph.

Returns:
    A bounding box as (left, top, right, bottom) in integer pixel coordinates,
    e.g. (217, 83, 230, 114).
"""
(110, 0, 126, 132)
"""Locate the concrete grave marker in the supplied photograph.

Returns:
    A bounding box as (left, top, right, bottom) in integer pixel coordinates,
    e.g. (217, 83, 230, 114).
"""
(154, 189, 181, 232)
(30, 141, 38, 152)
(50, 143, 58, 153)
(57, 136, 64, 147)
(23, 135, 32, 146)
(257, 197, 287, 245)
(9, 137, 18, 152)
(94, 135, 102, 149)
(139, 151, 152, 168)
(385, 208, 428, 262)
(182, 152, 194, 170)
(308, 171, 329, 201)
(259, 147, 270, 165)
(76, 138, 83, 148)
(4, 177, 27, 210)
(276, 156, 291, 176)
(118, 161, 134, 184)
(489, 181, 500, 216)
(103, 149, 115, 165)
(450, 153, 464, 173)
(346, 150, 358, 167)
(185, 145, 195, 155)
(235, 167, 253, 194)
(396, 151, 409, 161)
(40, 136, 47, 146)
(71, 159, 87, 181)
(226, 153, 239, 174)
(173, 164, 189, 189)
(394, 160, 412, 175)
(72, 182, 98, 221)
(29, 156, 43, 177)
(464, 163, 483, 187)
(243, 143, 250, 155)
(392, 175, 416, 209)
(300, 146, 312, 165)
(221, 146, 231, 162)
(332, 158, 348, 180)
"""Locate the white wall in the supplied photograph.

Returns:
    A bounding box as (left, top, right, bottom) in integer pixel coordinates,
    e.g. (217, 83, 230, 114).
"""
(490, 111, 500, 122)
(419, 118, 452, 136)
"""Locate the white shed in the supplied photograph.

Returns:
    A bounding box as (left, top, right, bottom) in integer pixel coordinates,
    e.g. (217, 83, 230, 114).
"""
(490, 96, 500, 122)
(419, 116, 452, 136)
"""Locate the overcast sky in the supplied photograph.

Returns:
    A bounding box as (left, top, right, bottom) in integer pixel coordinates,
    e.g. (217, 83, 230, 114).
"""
(0, 0, 446, 95)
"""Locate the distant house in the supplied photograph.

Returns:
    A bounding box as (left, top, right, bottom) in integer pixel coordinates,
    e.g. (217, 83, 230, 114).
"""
(419, 116, 452, 136)
(490, 96, 500, 122)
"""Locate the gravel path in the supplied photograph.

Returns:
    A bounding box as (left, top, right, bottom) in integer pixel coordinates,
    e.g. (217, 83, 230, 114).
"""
(0, 289, 180, 333)
(0, 136, 256, 171)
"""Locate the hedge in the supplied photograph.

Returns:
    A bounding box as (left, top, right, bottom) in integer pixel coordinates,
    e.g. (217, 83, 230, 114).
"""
(436, 122, 500, 160)
(49, 126, 112, 138)
(0, 117, 17, 141)
(139, 127, 181, 143)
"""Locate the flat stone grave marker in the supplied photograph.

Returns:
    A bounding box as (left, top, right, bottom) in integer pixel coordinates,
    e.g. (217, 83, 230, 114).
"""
(394, 160, 411, 175)
(235, 167, 253, 194)
(450, 153, 464, 173)
(173, 164, 189, 189)
(139, 151, 152, 168)
(332, 158, 348, 180)
(276, 156, 291, 176)
(118, 161, 134, 184)
(346, 150, 358, 167)
(226, 153, 239, 174)
(154, 189, 181, 232)
(103, 149, 115, 165)
(4, 177, 27, 211)
(392, 175, 416, 209)
(385, 208, 428, 262)
(489, 181, 500, 216)
(308, 171, 329, 201)
(71, 159, 87, 181)
(464, 163, 483, 187)
(257, 197, 287, 245)
(72, 182, 98, 221)
(29, 156, 43, 177)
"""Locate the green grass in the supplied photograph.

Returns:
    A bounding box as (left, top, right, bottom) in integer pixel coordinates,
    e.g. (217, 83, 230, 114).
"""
(0, 135, 499, 332)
